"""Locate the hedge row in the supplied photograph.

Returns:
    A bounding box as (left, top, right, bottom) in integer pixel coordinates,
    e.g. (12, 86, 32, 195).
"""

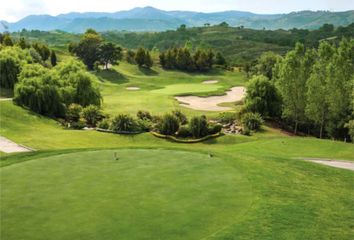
(151, 131, 221, 143)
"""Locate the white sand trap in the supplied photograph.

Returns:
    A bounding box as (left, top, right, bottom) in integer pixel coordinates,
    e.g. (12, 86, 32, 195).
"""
(175, 86, 245, 111)
(302, 158, 354, 171)
(202, 80, 218, 84)
(0, 136, 33, 153)
(126, 87, 140, 91)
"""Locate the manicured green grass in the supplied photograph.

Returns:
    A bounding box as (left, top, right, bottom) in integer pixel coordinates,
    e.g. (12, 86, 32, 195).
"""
(0, 149, 254, 240)
(96, 62, 246, 116)
(1, 64, 354, 239)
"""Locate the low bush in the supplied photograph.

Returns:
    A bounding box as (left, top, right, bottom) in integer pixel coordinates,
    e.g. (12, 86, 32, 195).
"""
(97, 119, 110, 129)
(208, 123, 223, 135)
(158, 114, 179, 135)
(69, 119, 86, 130)
(81, 105, 103, 127)
(137, 119, 153, 132)
(176, 126, 192, 138)
(172, 110, 188, 125)
(110, 114, 137, 132)
(137, 110, 152, 120)
(189, 115, 209, 138)
(66, 103, 82, 122)
(241, 112, 264, 131)
(217, 112, 238, 124)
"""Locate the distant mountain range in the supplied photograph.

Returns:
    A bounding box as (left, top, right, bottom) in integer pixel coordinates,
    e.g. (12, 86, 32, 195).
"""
(1, 6, 353, 33)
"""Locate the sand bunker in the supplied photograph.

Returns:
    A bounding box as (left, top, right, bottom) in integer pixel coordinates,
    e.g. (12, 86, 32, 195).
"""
(302, 158, 354, 171)
(175, 86, 245, 111)
(0, 136, 33, 153)
(126, 87, 140, 91)
(202, 80, 218, 84)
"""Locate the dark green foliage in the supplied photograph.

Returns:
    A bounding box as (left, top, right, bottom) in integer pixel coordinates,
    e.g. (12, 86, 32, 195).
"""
(32, 42, 50, 61)
(217, 112, 238, 124)
(18, 37, 28, 49)
(0, 57, 20, 89)
(158, 114, 180, 135)
(136, 119, 153, 132)
(99, 42, 123, 69)
(137, 110, 152, 120)
(50, 50, 57, 66)
(208, 123, 223, 135)
(70, 120, 86, 130)
(2, 34, 13, 46)
(66, 104, 83, 122)
(126, 50, 136, 64)
(241, 112, 264, 131)
(110, 114, 137, 132)
(245, 75, 282, 118)
(172, 110, 188, 125)
(135, 47, 153, 68)
(81, 105, 102, 127)
(189, 115, 209, 138)
(14, 74, 65, 117)
(176, 126, 192, 138)
(97, 119, 110, 129)
(255, 51, 281, 79)
(70, 29, 103, 70)
(215, 52, 227, 66)
(160, 47, 214, 72)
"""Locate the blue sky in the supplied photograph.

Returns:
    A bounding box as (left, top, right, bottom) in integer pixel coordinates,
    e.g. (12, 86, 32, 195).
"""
(1, 0, 353, 22)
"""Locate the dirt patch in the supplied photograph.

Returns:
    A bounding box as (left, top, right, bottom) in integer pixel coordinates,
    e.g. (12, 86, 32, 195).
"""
(202, 80, 218, 84)
(0, 136, 33, 153)
(126, 87, 140, 91)
(0, 98, 12, 101)
(302, 158, 354, 171)
(175, 86, 245, 111)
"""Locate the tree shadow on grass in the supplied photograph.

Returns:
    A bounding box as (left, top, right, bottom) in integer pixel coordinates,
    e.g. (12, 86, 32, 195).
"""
(94, 69, 129, 85)
(138, 66, 159, 76)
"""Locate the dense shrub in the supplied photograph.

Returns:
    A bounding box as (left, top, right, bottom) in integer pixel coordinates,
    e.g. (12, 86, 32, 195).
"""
(208, 123, 223, 135)
(97, 119, 110, 129)
(70, 119, 86, 130)
(176, 126, 192, 138)
(137, 110, 152, 120)
(66, 103, 83, 122)
(217, 112, 238, 124)
(136, 119, 153, 132)
(172, 110, 188, 125)
(241, 112, 264, 131)
(81, 105, 102, 126)
(189, 115, 209, 138)
(158, 114, 180, 135)
(110, 114, 137, 132)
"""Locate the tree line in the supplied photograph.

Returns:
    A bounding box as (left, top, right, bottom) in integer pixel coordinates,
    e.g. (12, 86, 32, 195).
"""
(244, 38, 354, 141)
(159, 47, 226, 72)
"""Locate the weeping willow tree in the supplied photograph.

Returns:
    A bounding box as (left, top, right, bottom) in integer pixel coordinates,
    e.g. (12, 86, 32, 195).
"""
(14, 59, 102, 117)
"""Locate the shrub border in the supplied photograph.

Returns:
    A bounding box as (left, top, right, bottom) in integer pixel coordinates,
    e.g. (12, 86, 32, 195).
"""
(151, 131, 222, 143)
(96, 128, 143, 135)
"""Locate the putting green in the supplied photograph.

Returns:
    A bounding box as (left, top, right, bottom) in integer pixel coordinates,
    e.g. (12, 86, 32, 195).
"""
(1, 149, 254, 240)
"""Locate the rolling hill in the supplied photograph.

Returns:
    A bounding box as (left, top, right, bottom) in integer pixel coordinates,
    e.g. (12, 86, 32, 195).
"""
(1, 6, 353, 33)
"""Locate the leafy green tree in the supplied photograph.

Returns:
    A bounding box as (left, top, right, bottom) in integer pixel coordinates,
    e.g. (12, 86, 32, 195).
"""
(2, 34, 13, 46)
(99, 42, 123, 69)
(189, 115, 209, 138)
(325, 38, 354, 138)
(71, 29, 103, 70)
(215, 52, 226, 66)
(159, 114, 179, 135)
(0, 56, 20, 89)
(135, 47, 146, 67)
(256, 51, 281, 80)
(245, 75, 282, 118)
(276, 43, 314, 134)
(144, 50, 153, 69)
(50, 50, 57, 66)
(305, 41, 334, 138)
(32, 42, 50, 61)
(18, 37, 28, 49)
(126, 50, 136, 64)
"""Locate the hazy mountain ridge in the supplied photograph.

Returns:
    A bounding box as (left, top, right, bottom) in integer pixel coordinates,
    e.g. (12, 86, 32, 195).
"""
(1, 7, 353, 33)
